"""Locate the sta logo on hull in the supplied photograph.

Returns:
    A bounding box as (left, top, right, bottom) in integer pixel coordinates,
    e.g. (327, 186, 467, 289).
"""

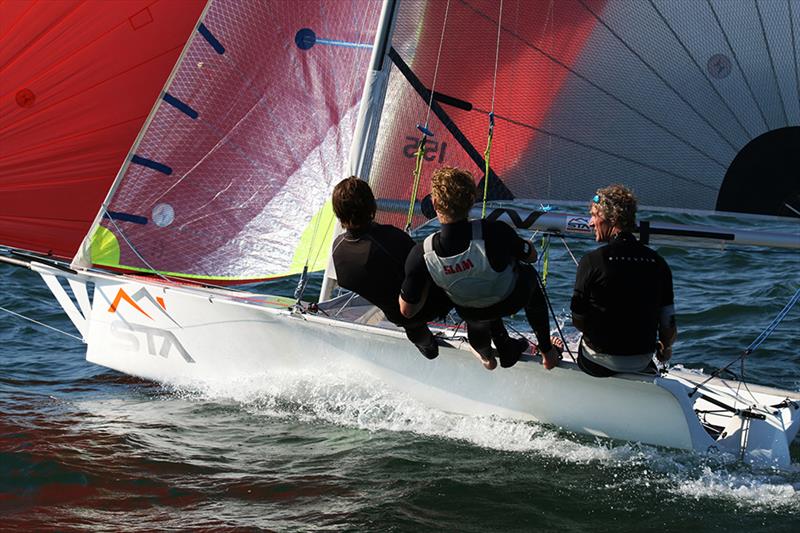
(106, 287, 192, 362)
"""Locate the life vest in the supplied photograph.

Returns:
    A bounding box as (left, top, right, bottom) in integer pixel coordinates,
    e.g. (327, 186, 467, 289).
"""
(423, 220, 517, 308)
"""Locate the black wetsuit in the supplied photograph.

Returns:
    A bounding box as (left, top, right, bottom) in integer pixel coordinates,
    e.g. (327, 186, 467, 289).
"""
(403, 219, 552, 359)
(571, 231, 674, 356)
(332, 223, 452, 352)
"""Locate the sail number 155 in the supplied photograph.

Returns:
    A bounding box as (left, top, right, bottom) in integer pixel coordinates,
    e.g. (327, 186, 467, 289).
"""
(403, 136, 448, 163)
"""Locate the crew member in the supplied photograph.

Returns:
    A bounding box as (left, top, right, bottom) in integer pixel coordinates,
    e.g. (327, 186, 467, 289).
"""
(571, 184, 677, 376)
(331, 176, 452, 359)
(399, 167, 560, 370)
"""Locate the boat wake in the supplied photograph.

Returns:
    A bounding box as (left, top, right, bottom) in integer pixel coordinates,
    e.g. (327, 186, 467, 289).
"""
(167, 367, 800, 514)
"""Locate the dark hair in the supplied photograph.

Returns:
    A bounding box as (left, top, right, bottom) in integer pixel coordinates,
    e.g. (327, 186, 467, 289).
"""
(332, 176, 376, 229)
(431, 167, 477, 220)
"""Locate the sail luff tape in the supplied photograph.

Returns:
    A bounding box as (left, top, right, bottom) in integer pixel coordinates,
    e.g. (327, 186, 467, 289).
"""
(131, 155, 172, 175)
(198, 23, 225, 54)
(163, 92, 199, 119)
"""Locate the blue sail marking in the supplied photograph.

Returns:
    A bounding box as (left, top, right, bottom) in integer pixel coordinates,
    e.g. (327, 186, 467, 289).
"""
(131, 155, 172, 175)
(295, 28, 371, 50)
(105, 211, 148, 225)
(163, 92, 198, 119)
(198, 23, 225, 54)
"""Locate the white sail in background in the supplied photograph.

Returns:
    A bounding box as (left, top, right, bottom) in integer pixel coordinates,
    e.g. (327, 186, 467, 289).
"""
(361, 0, 799, 229)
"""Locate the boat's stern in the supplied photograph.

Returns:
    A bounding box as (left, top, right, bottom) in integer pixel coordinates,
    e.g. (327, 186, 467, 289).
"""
(663, 369, 800, 467)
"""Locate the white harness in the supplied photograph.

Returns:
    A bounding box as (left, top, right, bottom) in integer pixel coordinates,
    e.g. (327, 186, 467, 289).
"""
(423, 220, 516, 308)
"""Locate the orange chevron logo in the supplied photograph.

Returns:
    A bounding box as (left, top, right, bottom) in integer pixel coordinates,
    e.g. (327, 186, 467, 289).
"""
(109, 289, 152, 319)
(108, 289, 168, 320)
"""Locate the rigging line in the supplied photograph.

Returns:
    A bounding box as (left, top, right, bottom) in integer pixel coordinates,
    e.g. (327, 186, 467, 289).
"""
(423, 0, 452, 130)
(790, 0, 800, 113)
(489, 0, 503, 114)
(388, 48, 514, 200)
(647, 0, 754, 140)
(482, 0, 503, 218)
(458, 0, 730, 171)
(103, 210, 173, 284)
(689, 287, 800, 397)
(472, 107, 719, 190)
(705, 0, 771, 130)
(755, 0, 790, 127)
(533, 268, 575, 361)
(745, 287, 800, 353)
(405, 0, 452, 231)
(577, 0, 739, 152)
(0, 304, 83, 342)
(98, 212, 255, 294)
(333, 291, 359, 318)
(558, 236, 580, 267)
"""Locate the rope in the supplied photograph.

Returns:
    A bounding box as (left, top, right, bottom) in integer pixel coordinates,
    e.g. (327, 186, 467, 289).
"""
(745, 288, 800, 353)
(0, 304, 83, 342)
(559, 236, 580, 267)
(405, 136, 428, 232)
(533, 269, 575, 362)
(539, 234, 551, 287)
(405, 0, 451, 231)
(481, 0, 503, 218)
(422, 0, 451, 131)
(105, 210, 172, 284)
(481, 115, 494, 218)
(688, 287, 800, 397)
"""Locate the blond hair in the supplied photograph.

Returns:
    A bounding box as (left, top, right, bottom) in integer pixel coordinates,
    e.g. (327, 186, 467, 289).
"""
(431, 167, 477, 220)
(592, 184, 637, 231)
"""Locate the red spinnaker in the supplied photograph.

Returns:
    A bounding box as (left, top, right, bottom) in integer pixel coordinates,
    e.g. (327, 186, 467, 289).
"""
(0, 0, 206, 259)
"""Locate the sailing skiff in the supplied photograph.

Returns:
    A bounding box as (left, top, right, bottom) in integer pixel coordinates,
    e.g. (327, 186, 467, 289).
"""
(2, 0, 799, 466)
(5, 257, 795, 467)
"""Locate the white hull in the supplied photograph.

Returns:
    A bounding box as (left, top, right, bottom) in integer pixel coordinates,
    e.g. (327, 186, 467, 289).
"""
(36, 263, 800, 467)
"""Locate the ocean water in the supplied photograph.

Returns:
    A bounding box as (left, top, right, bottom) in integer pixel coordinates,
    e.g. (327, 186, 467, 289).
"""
(1, 214, 799, 531)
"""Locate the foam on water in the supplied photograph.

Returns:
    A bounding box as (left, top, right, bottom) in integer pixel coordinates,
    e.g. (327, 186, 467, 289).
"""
(165, 365, 800, 514)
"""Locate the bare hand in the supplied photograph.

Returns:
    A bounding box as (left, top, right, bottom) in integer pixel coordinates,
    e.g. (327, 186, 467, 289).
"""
(656, 341, 672, 363)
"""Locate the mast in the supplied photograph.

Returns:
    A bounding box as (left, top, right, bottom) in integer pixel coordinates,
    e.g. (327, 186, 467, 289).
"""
(319, 0, 400, 302)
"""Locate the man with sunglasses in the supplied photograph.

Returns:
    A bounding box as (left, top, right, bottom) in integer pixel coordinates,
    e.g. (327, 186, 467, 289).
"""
(571, 185, 677, 377)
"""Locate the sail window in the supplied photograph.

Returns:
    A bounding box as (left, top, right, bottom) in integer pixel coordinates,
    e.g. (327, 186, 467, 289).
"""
(152, 204, 175, 228)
